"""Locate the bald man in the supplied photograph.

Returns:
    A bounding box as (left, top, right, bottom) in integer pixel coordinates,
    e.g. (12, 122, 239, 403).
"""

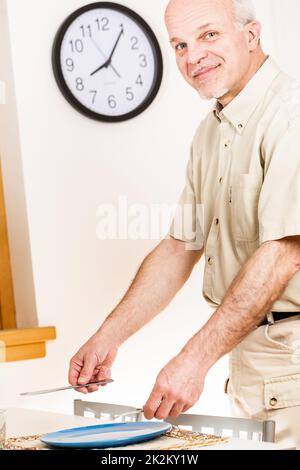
(69, 0, 300, 448)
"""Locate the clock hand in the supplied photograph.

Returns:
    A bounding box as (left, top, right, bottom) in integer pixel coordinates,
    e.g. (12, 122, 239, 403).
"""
(90, 60, 120, 78)
(108, 63, 121, 79)
(106, 24, 124, 64)
(90, 38, 121, 78)
(90, 25, 124, 76)
(90, 61, 107, 76)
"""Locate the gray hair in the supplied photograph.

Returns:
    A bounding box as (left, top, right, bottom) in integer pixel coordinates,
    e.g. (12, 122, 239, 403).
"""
(233, 0, 256, 26)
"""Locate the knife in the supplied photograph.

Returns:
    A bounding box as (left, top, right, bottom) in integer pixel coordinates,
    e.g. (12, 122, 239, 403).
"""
(20, 379, 114, 396)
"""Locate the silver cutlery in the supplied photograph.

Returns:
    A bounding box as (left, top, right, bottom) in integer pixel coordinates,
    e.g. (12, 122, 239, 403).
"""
(20, 379, 113, 396)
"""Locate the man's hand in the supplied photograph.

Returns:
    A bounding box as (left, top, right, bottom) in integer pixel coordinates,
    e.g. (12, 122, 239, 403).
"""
(143, 350, 204, 420)
(68, 237, 202, 396)
(68, 334, 118, 394)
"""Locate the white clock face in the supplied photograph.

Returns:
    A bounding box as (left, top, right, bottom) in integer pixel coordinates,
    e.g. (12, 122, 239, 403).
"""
(53, 3, 163, 121)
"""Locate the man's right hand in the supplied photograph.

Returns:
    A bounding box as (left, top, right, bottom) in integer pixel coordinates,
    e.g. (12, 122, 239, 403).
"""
(68, 334, 118, 394)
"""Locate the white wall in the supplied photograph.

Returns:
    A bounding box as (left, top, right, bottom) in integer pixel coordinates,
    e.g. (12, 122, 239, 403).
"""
(0, 0, 38, 327)
(0, 0, 299, 417)
(0, 80, 5, 104)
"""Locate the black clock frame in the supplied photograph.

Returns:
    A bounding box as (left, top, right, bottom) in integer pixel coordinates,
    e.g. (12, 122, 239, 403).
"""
(52, 2, 163, 122)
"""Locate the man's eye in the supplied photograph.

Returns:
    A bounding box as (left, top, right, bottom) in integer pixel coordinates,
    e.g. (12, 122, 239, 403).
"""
(204, 32, 217, 40)
(175, 43, 186, 52)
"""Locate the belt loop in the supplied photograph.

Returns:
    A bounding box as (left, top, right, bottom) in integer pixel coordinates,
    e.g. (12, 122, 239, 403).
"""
(266, 311, 275, 325)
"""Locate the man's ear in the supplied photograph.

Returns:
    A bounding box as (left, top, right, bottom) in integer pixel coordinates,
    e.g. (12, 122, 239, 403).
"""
(247, 21, 261, 51)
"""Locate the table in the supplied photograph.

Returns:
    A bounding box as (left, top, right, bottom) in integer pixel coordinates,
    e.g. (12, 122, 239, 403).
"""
(4, 408, 289, 450)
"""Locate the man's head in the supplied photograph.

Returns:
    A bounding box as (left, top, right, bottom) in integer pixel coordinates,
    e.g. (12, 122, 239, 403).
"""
(165, 0, 265, 105)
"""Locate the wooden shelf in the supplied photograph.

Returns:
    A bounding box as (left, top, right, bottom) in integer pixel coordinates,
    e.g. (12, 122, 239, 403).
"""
(0, 326, 56, 362)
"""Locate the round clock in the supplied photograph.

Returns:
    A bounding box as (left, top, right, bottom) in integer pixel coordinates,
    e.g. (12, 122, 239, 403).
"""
(52, 2, 163, 122)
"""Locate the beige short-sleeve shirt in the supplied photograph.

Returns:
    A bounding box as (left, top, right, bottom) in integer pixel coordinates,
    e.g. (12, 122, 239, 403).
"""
(169, 56, 300, 310)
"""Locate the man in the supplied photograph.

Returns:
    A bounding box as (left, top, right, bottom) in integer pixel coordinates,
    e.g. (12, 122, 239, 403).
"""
(69, 0, 300, 447)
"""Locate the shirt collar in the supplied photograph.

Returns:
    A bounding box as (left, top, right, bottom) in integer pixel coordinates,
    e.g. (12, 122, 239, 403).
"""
(213, 56, 281, 134)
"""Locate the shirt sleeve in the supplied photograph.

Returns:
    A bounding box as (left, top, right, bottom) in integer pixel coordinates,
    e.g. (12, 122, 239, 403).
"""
(168, 146, 204, 249)
(259, 118, 300, 243)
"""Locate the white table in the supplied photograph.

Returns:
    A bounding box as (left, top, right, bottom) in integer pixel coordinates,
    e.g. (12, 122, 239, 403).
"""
(4, 408, 289, 450)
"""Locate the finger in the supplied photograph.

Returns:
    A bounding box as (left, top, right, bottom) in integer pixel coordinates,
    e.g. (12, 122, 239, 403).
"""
(95, 366, 111, 381)
(143, 390, 164, 420)
(74, 386, 90, 394)
(182, 402, 193, 413)
(82, 371, 102, 392)
(75, 378, 99, 394)
(102, 368, 111, 384)
(169, 401, 185, 418)
(68, 357, 82, 386)
(96, 349, 117, 380)
(95, 368, 112, 386)
(155, 397, 175, 420)
(78, 356, 97, 385)
(86, 384, 99, 393)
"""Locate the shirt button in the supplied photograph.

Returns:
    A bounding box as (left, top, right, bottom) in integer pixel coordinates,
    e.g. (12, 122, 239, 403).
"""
(224, 141, 230, 148)
(238, 123, 243, 129)
(215, 218, 219, 226)
(219, 177, 222, 184)
(269, 397, 278, 407)
(208, 257, 213, 266)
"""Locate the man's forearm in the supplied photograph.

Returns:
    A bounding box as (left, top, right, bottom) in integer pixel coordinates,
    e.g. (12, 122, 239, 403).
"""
(184, 237, 300, 373)
(98, 238, 203, 345)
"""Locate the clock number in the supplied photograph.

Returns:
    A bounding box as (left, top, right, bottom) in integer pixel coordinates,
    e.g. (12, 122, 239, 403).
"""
(139, 54, 147, 68)
(126, 87, 134, 101)
(96, 17, 110, 31)
(108, 95, 117, 109)
(65, 58, 74, 72)
(80, 25, 92, 38)
(69, 39, 84, 53)
(136, 74, 143, 86)
(130, 37, 139, 50)
(89, 90, 97, 104)
(75, 78, 84, 91)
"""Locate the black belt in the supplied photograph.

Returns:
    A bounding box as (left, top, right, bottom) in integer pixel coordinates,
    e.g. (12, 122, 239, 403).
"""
(260, 311, 300, 326)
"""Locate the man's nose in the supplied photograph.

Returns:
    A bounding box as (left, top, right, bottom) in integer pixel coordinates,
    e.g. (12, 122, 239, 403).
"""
(187, 42, 208, 65)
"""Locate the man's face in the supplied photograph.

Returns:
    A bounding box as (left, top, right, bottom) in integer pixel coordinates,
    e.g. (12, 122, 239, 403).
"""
(165, 0, 253, 102)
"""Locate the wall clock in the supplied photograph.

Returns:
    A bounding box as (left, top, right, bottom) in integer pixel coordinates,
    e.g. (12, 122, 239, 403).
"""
(52, 2, 163, 122)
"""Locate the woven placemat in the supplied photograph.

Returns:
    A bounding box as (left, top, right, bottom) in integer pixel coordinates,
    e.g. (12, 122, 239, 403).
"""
(108, 427, 229, 450)
(3, 426, 229, 451)
(3, 434, 47, 450)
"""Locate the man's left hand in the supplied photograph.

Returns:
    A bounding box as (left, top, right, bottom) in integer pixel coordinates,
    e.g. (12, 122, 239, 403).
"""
(143, 350, 205, 420)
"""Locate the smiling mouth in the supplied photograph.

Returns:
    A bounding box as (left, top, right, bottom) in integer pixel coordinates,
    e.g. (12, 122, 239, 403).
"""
(193, 65, 220, 80)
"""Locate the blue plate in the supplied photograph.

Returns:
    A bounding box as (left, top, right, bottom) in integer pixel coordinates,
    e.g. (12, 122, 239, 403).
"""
(41, 421, 172, 449)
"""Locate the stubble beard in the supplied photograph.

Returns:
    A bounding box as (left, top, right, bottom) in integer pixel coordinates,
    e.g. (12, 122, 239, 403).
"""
(193, 70, 229, 101)
(196, 85, 230, 101)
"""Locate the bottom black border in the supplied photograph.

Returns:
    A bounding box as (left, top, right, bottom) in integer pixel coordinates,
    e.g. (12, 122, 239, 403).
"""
(0, 449, 299, 466)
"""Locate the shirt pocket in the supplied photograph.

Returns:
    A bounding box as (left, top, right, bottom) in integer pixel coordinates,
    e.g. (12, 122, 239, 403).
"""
(231, 174, 261, 242)
(264, 374, 300, 410)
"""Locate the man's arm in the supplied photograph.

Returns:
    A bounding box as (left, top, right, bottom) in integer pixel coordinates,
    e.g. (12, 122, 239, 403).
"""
(143, 236, 300, 419)
(69, 237, 203, 390)
(186, 236, 300, 366)
(99, 237, 202, 344)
